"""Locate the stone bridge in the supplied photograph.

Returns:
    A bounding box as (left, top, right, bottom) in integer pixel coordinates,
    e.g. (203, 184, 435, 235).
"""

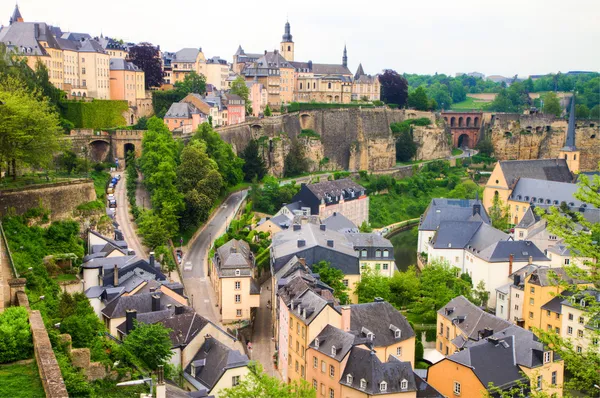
(441, 111, 483, 149)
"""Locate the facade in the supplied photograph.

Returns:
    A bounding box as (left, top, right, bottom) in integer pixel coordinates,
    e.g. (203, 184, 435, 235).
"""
(352, 64, 381, 101)
(241, 50, 295, 107)
(246, 80, 268, 116)
(204, 56, 229, 90)
(560, 290, 599, 353)
(221, 93, 246, 125)
(169, 47, 206, 84)
(109, 58, 145, 106)
(441, 111, 482, 148)
(77, 39, 111, 99)
(494, 264, 541, 326)
(163, 102, 205, 132)
(209, 239, 260, 323)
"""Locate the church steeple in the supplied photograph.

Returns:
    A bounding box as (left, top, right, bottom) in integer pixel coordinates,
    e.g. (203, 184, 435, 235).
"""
(282, 20, 293, 43)
(355, 63, 365, 80)
(564, 94, 576, 150)
(280, 20, 294, 61)
(558, 94, 580, 173)
(342, 45, 348, 68)
(9, 4, 23, 25)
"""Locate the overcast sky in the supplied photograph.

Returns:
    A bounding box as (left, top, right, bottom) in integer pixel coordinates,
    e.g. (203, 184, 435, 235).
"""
(3, 0, 599, 77)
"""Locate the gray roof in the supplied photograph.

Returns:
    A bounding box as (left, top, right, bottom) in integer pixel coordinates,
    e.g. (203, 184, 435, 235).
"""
(344, 301, 415, 348)
(541, 291, 574, 314)
(165, 102, 200, 119)
(322, 212, 358, 233)
(475, 240, 548, 263)
(0, 22, 59, 56)
(77, 38, 106, 53)
(414, 372, 444, 398)
(60, 32, 91, 41)
(419, 198, 490, 231)
(438, 296, 511, 342)
(563, 96, 577, 151)
(55, 37, 79, 51)
(291, 61, 352, 76)
(101, 291, 182, 319)
(110, 58, 141, 71)
(304, 179, 365, 201)
(341, 348, 417, 394)
(277, 276, 337, 325)
(184, 338, 248, 390)
(174, 48, 201, 63)
(214, 239, 253, 278)
(528, 267, 587, 287)
(309, 324, 367, 362)
(516, 206, 539, 228)
(269, 214, 293, 229)
(345, 233, 393, 249)
(498, 159, 573, 188)
(510, 178, 594, 209)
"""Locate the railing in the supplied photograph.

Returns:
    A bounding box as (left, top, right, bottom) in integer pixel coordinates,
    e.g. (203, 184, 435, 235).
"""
(0, 222, 19, 278)
(375, 218, 420, 238)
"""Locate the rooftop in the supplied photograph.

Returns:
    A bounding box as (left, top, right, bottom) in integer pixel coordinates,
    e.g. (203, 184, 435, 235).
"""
(498, 159, 573, 188)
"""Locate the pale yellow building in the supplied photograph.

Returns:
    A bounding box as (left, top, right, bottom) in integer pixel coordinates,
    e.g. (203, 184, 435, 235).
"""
(561, 290, 599, 353)
(78, 39, 110, 99)
(205, 56, 229, 90)
(352, 63, 381, 101)
(171, 47, 206, 84)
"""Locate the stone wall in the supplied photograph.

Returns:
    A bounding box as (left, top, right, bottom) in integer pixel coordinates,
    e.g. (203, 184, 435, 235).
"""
(489, 114, 600, 171)
(0, 179, 96, 220)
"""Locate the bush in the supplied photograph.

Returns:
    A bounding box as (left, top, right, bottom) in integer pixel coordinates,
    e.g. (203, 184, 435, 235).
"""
(333, 171, 351, 180)
(151, 90, 185, 118)
(59, 99, 128, 129)
(298, 129, 320, 139)
(0, 307, 33, 363)
(373, 100, 384, 106)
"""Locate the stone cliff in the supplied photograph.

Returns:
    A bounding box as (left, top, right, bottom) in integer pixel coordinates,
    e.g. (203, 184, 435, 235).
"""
(489, 114, 600, 171)
(217, 108, 450, 176)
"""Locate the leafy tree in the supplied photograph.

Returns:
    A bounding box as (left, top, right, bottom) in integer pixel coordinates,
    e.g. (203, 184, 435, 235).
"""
(541, 92, 561, 117)
(230, 76, 251, 114)
(264, 104, 272, 116)
(449, 80, 467, 103)
(221, 361, 315, 398)
(359, 221, 372, 233)
(193, 123, 244, 187)
(488, 194, 510, 231)
(284, 139, 309, 177)
(472, 280, 490, 307)
(128, 43, 163, 89)
(354, 269, 391, 304)
(427, 83, 453, 110)
(590, 104, 600, 119)
(475, 138, 494, 157)
(379, 70, 409, 108)
(249, 176, 300, 214)
(241, 139, 267, 182)
(575, 104, 590, 118)
(177, 140, 220, 193)
(58, 150, 78, 174)
(407, 86, 429, 111)
(137, 210, 171, 248)
(122, 322, 174, 371)
(395, 129, 417, 162)
(174, 71, 207, 96)
(312, 261, 349, 304)
(0, 306, 33, 363)
(58, 293, 105, 348)
(388, 266, 421, 308)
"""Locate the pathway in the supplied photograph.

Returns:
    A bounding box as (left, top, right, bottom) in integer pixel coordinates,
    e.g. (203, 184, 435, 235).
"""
(250, 279, 277, 377)
(112, 171, 147, 259)
(0, 228, 14, 311)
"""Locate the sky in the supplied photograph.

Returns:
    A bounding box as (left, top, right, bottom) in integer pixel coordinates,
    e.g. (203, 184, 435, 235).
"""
(3, 0, 599, 77)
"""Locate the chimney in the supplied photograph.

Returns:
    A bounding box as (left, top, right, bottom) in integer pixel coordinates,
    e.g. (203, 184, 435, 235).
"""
(125, 309, 137, 334)
(175, 304, 184, 315)
(113, 264, 119, 286)
(327, 240, 334, 248)
(293, 224, 301, 231)
(333, 212, 337, 216)
(149, 252, 155, 268)
(528, 256, 533, 265)
(151, 294, 161, 312)
(508, 254, 514, 276)
(341, 306, 351, 332)
(374, 297, 385, 303)
(156, 366, 166, 398)
(514, 274, 521, 287)
(320, 224, 326, 231)
(298, 239, 306, 248)
(472, 202, 481, 216)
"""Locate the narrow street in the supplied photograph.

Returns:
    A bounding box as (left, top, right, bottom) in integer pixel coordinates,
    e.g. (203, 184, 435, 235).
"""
(251, 279, 277, 377)
(112, 171, 147, 259)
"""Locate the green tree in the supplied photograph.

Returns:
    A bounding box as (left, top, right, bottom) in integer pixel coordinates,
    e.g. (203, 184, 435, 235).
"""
(0, 306, 33, 363)
(388, 266, 421, 308)
(230, 76, 251, 114)
(449, 80, 467, 103)
(137, 210, 171, 248)
(488, 194, 510, 231)
(541, 92, 561, 117)
(358, 221, 372, 233)
(475, 138, 494, 157)
(472, 280, 490, 307)
(575, 104, 590, 118)
(221, 362, 315, 398)
(122, 322, 174, 371)
(354, 269, 391, 303)
(241, 139, 267, 182)
(284, 139, 309, 177)
(193, 123, 244, 187)
(264, 104, 272, 117)
(395, 129, 417, 162)
(407, 86, 429, 111)
(174, 71, 207, 96)
(312, 261, 349, 304)
(58, 293, 105, 348)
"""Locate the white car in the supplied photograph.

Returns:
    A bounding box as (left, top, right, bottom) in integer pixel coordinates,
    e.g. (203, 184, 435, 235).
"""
(107, 194, 115, 200)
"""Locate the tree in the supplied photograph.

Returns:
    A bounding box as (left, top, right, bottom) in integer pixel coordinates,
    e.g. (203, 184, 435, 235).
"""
(193, 123, 244, 187)
(475, 138, 494, 157)
(122, 322, 174, 371)
(174, 71, 207, 96)
(230, 76, 251, 114)
(427, 83, 453, 110)
(591, 104, 600, 119)
(221, 362, 315, 398)
(449, 80, 467, 103)
(488, 194, 510, 231)
(472, 280, 490, 307)
(575, 104, 590, 118)
(541, 92, 561, 116)
(264, 104, 272, 117)
(58, 293, 105, 348)
(241, 139, 267, 182)
(358, 221, 372, 233)
(312, 261, 349, 304)
(58, 150, 78, 174)
(354, 269, 391, 304)
(128, 43, 163, 89)
(137, 210, 171, 248)
(0, 306, 33, 363)
(284, 139, 309, 177)
(407, 87, 429, 111)
(388, 266, 421, 308)
(395, 129, 417, 162)
(379, 70, 409, 107)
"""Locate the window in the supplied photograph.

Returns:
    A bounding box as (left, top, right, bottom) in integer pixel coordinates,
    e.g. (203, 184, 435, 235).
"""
(236, 309, 242, 317)
(313, 379, 317, 389)
(515, 305, 519, 310)
(445, 346, 449, 355)
(296, 341, 299, 352)
(232, 375, 240, 386)
(453, 381, 461, 395)
(401, 379, 408, 390)
(529, 311, 534, 319)
(290, 319, 293, 329)
(556, 313, 560, 320)
(530, 287, 535, 294)
(361, 250, 367, 257)
(321, 360, 326, 373)
(579, 316, 585, 325)
(446, 326, 449, 338)
(567, 326, 573, 335)
(500, 305, 504, 314)
(555, 327, 560, 334)
(313, 357, 318, 368)
(376, 250, 381, 258)
(321, 383, 325, 395)
(235, 269, 241, 276)
(564, 258, 570, 265)
(329, 365, 335, 377)
(578, 329, 584, 338)
(383, 264, 389, 270)
(235, 294, 241, 303)
(331, 346, 336, 356)
(530, 298, 535, 305)
(568, 313, 574, 321)
(346, 374, 353, 384)
(383, 249, 389, 257)
(439, 323, 443, 335)
(395, 329, 401, 338)
(360, 379, 367, 389)
(551, 371, 557, 386)
(301, 346, 304, 358)
(396, 347, 402, 356)
(295, 360, 298, 372)
(519, 231, 524, 238)
(543, 351, 551, 363)
(439, 342, 442, 351)
(297, 323, 300, 334)
(329, 388, 334, 398)
(235, 281, 241, 290)
(380, 381, 387, 392)
(576, 346, 582, 353)
(301, 365, 305, 377)
(537, 375, 542, 390)
(343, 279, 349, 287)
(499, 293, 505, 301)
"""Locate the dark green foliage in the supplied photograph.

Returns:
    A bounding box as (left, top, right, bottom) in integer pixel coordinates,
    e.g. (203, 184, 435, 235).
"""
(193, 123, 244, 187)
(241, 139, 267, 182)
(151, 90, 185, 118)
(250, 176, 300, 214)
(333, 171, 351, 180)
(0, 307, 33, 363)
(415, 340, 424, 362)
(312, 261, 349, 304)
(475, 138, 494, 157)
(407, 86, 430, 111)
(58, 293, 104, 348)
(486, 82, 531, 113)
(355, 270, 392, 303)
(264, 104, 272, 116)
(284, 139, 309, 177)
(174, 71, 207, 97)
(395, 130, 417, 162)
(541, 92, 561, 116)
(122, 322, 174, 371)
(379, 70, 409, 107)
(128, 44, 163, 89)
(59, 100, 128, 129)
(133, 116, 149, 130)
(298, 129, 320, 139)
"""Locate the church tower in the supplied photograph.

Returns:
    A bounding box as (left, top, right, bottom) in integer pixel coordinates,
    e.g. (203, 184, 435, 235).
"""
(281, 21, 294, 62)
(559, 95, 580, 173)
(9, 4, 23, 25)
(342, 45, 348, 68)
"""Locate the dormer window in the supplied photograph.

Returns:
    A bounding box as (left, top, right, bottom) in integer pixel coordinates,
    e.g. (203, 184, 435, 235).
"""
(580, 299, 586, 307)
(380, 381, 387, 392)
(315, 337, 319, 348)
(346, 374, 353, 384)
(360, 379, 367, 389)
(235, 269, 240, 276)
(375, 249, 381, 258)
(367, 332, 374, 341)
(383, 249, 389, 258)
(331, 346, 337, 356)
(395, 329, 401, 338)
(543, 351, 551, 363)
(400, 379, 408, 390)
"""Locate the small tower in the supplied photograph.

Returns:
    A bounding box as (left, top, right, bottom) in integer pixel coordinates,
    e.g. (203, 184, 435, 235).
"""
(280, 20, 294, 62)
(9, 4, 23, 25)
(342, 45, 348, 68)
(558, 95, 580, 173)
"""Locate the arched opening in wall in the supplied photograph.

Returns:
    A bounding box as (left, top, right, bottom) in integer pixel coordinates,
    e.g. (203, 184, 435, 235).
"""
(287, 45, 291, 51)
(89, 140, 111, 162)
(124, 143, 135, 161)
(457, 134, 470, 149)
(334, 95, 340, 102)
(251, 124, 263, 137)
(458, 117, 463, 127)
(300, 113, 312, 130)
(526, 126, 532, 133)
(536, 126, 542, 133)
(450, 117, 456, 127)
(466, 117, 472, 127)
(82, 93, 86, 98)
(591, 134, 596, 139)
(444, 117, 448, 124)
(504, 132, 512, 138)
(474, 117, 479, 127)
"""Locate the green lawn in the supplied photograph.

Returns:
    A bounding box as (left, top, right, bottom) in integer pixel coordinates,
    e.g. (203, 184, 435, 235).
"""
(450, 97, 490, 110)
(451, 148, 463, 156)
(0, 361, 45, 398)
(53, 273, 79, 282)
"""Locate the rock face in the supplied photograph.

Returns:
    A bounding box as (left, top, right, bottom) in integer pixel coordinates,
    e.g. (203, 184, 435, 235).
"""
(489, 114, 600, 171)
(217, 108, 450, 176)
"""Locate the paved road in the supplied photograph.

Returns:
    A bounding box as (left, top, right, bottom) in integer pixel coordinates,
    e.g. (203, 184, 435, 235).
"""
(251, 279, 277, 377)
(112, 172, 147, 259)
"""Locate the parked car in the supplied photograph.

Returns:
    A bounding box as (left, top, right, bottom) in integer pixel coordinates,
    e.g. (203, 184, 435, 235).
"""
(107, 194, 115, 201)
(115, 174, 121, 180)
(107, 186, 115, 194)
(108, 199, 117, 208)
(111, 178, 118, 185)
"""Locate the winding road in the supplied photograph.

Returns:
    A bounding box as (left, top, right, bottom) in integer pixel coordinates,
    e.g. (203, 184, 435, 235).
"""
(112, 171, 147, 258)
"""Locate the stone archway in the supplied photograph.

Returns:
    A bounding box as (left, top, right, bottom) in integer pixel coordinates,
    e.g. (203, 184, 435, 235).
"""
(124, 143, 135, 162)
(89, 140, 111, 162)
(458, 134, 470, 148)
(299, 113, 313, 130)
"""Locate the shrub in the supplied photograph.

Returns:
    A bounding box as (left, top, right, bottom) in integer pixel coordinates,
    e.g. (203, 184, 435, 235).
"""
(0, 307, 33, 363)
(298, 129, 320, 139)
(59, 99, 128, 129)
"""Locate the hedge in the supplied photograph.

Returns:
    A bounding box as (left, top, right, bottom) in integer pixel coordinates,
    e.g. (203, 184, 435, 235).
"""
(59, 100, 128, 129)
(286, 102, 375, 112)
(152, 90, 186, 118)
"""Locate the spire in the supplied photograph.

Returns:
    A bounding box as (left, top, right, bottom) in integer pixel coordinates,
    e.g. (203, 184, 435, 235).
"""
(355, 63, 365, 80)
(10, 4, 23, 25)
(342, 44, 348, 68)
(282, 20, 293, 43)
(563, 94, 577, 150)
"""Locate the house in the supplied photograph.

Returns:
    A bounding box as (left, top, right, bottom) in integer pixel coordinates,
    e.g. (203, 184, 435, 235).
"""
(169, 47, 206, 84)
(428, 325, 564, 397)
(220, 93, 245, 125)
(109, 58, 145, 106)
(163, 102, 206, 132)
(321, 212, 359, 233)
(352, 63, 381, 101)
(183, 337, 250, 397)
(245, 80, 268, 116)
(254, 213, 293, 237)
(436, 296, 511, 356)
(560, 290, 600, 353)
(241, 49, 295, 106)
(290, 179, 368, 226)
(345, 233, 396, 277)
(209, 239, 260, 323)
(204, 56, 229, 90)
(494, 264, 542, 326)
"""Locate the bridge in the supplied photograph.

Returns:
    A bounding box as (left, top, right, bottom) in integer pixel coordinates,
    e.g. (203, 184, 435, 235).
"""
(375, 218, 420, 238)
(441, 111, 483, 149)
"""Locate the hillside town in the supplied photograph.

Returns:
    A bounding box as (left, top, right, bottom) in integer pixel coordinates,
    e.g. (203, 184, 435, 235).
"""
(0, 3, 599, 398)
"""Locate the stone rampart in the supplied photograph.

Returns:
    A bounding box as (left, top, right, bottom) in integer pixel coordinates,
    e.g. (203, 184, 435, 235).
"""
(0, 179, 96, 219)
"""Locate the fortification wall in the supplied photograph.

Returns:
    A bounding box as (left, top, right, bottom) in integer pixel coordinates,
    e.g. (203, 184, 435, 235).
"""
(0, 180, 96, 219)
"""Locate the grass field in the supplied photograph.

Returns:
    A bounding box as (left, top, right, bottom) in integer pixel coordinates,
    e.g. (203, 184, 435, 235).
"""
(451, 148, 463, 156)
(450, 97, 490, 110)
(0, 361, 45, 398)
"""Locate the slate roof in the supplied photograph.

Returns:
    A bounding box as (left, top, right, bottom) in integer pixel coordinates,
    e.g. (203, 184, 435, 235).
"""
(0, 22, 59, 56)
(268, 213, 293, 229)
(309, 324, 367, 362)
(61, 32, 91, 41)
(438, 296, 511, 342)
(291, 61, 352, 76)
(322, 212, 358, 233)
(77, 38, 106, 53)
(516, 206, 540, 229)
(184, 338, 248, 391)
(346, 233, 393, 249)
(214, 239, 254, 278)
(419, 198, 490, 231)
(541, 291, 573, 314)
(341, 348, 417, 394)
(304, 179, 365, 201)
(165, 102, 200, 119)
(288, 288, 334, 326)
(510, 178, 594, 209)
(563, 96, 577, 151)
(110, 58, 141, 71)
(101, 291, 182, 319)
(344, 301, 415, 348)
(498, 159, 573, 188)
(355, 63, 365, 80)
(10, 5, 22, 24)
(174, 48, 201, 63)
(414, 372, 444, 398)
(55, 37, 79, 51)
(528, 267, 586, 287)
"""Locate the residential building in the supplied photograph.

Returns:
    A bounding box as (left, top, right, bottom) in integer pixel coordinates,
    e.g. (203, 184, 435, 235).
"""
(352, 63, 381, 101)
(97, 35, 128, 59)
(170, 47, 206, 84)
(204, 56, 229, 90)
(494, 264, 542, 326)
(163, 102, 206, 132)
(77, 38, 111, 99)
(560, 290, 600, 353)
(321, 212, 359, 234)
(290, 179, 369, 227)
(291, 53, 354, 104)
(241, 49, 295, 107)
(254, 213, 293, 237)
(220, 93, 245, 125)
(209, 239, 260, 323)
(232, 45, 262, 75)
(345, 233, 395, 277)
(428, 325, 564, 397)
(246, 80, 268, 116)
(109, 58, 145, 106)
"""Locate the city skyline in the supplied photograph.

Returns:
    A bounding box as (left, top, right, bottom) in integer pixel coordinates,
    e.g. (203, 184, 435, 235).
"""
(2, 0, 599, 78)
